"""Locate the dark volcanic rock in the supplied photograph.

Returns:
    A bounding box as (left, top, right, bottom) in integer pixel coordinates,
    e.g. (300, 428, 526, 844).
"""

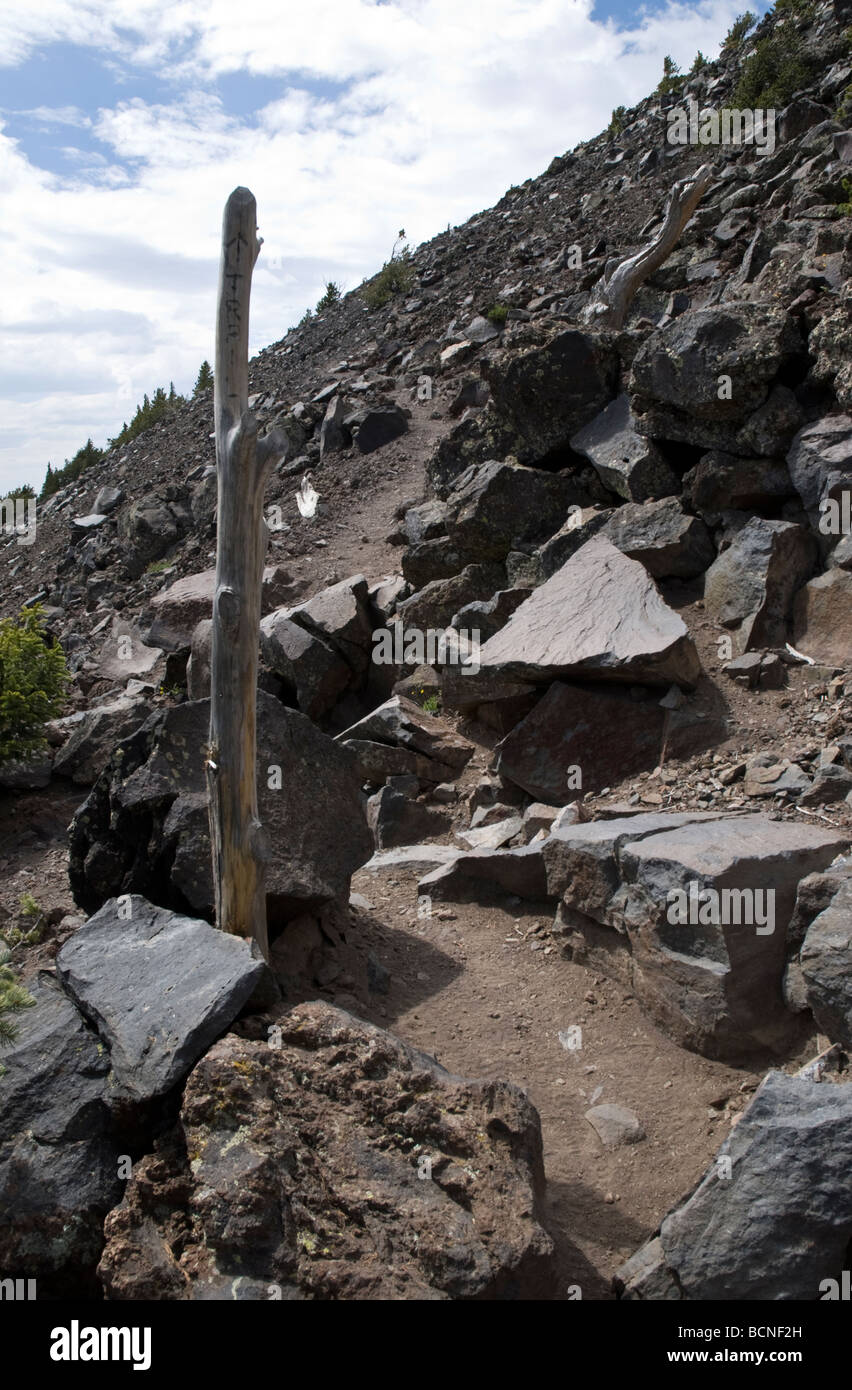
(495, 681, 667, 802)
(616, 1070, 852, 1300)
(98, 1002, 555, 1300)
(570, 394, 679, 502)
(56, 896, 268, 1104)
(600, 497, 716, 579)
(477, 537, 701, 688)
(69, 693, 372, 923)
(629, 304, 803, 455)
(703, 517, 816, 654)
(483, 328, 619, 465)
(0, 974, 122, 1297)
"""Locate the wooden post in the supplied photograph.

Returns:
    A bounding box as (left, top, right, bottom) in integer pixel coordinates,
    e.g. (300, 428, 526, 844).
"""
(207, 187, 284, 961)
(582, 163, 715, 329)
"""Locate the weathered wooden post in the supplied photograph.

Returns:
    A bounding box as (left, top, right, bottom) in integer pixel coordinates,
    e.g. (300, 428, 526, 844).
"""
(206, 187, 284, 961)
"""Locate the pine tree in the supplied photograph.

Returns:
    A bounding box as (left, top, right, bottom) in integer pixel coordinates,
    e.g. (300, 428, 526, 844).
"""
(194, 360, 214, 394)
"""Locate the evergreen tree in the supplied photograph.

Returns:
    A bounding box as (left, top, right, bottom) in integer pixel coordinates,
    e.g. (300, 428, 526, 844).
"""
(194, 360, 214, 394)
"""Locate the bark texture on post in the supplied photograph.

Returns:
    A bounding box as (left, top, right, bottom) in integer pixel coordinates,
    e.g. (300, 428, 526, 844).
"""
(582, 163, 715, 329)
(207, 187, 284, 962)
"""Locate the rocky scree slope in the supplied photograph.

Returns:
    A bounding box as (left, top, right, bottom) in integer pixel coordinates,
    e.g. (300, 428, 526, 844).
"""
(1, 0, 852, 1301)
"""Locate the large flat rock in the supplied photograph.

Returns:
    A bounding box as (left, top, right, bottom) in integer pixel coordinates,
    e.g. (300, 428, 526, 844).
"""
(56, 896, 268, 1103)
(477, 537, 700, 687)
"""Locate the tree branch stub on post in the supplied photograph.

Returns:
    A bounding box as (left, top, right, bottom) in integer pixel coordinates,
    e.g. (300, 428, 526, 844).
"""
(207, 187, 285, 962)
(582, 163, 715, 329)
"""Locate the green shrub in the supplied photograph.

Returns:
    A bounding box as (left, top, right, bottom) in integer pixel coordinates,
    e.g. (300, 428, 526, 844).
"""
(0, 605, 68, 765)
(733, 20, 815, 108)
(361, 248, 415, 310)
(486, 302, 509, 326)
(689, 51, 709, 74)
(837, 177, 852, 214)
(420, 693, 441, 714)
(315, 280, 343, 313)
(722, 12, 756, 51)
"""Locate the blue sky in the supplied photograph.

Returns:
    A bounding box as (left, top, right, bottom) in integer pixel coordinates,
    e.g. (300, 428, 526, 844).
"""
(0, 0, 769, 492)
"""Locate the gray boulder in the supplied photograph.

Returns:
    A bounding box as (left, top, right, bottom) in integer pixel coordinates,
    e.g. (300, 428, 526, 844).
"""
(398, 562, 506, 631)
(616, 1070, 852, 1300)
(477, 537, 701, 688)
(570, 394, 679, 502)
(496, 682, 668, 802)
(419, 842, 549, 903)
(349, 403, 408, 453)
(630, 304, 803, 455)
(283, 574, 374, 677)
(0, 974, 122, 1295)
(682, 451, 794, 518)
(366, 785, 450, 849)
(546, 811, 849, 1060)
(793, 567, 852, 667)
(786, 414, 852, 521)
(483, 328, 619, 465)
(56, 896, 268, 1104)
(703, 518, 816, 654)
(801, 878, 852, 1049)
(600, 497, 716, 579)
(53, 695, 152, 786)
(69, 693, 372, 923)
(445, 459, 590, 562)
(260, 610, 351, 720)
(338, 696, 473, 775)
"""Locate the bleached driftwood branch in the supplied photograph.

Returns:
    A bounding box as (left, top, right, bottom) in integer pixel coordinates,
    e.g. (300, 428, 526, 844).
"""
(207, 187, 285, 962)
(582, 163, 715, 329)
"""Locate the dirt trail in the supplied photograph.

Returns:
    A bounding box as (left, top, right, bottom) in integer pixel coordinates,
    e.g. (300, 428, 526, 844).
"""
(347, 859, 820, 1298)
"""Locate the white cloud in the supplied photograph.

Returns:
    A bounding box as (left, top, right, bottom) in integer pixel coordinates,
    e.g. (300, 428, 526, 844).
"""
(0, 0, 763, 493)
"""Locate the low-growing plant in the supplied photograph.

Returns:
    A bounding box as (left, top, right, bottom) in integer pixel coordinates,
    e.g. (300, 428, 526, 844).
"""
(361, 248, 415, 310)
(774, 0, 815, 19)
(145, 557, 173, 576)
(0, 944, 35, 1061)
(689, 51, 709, 75)
(837, 176, 852, 214)
(420, 692, 441, 714)
(486, 302, 509, 326)
(0, 605, 68, 765)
